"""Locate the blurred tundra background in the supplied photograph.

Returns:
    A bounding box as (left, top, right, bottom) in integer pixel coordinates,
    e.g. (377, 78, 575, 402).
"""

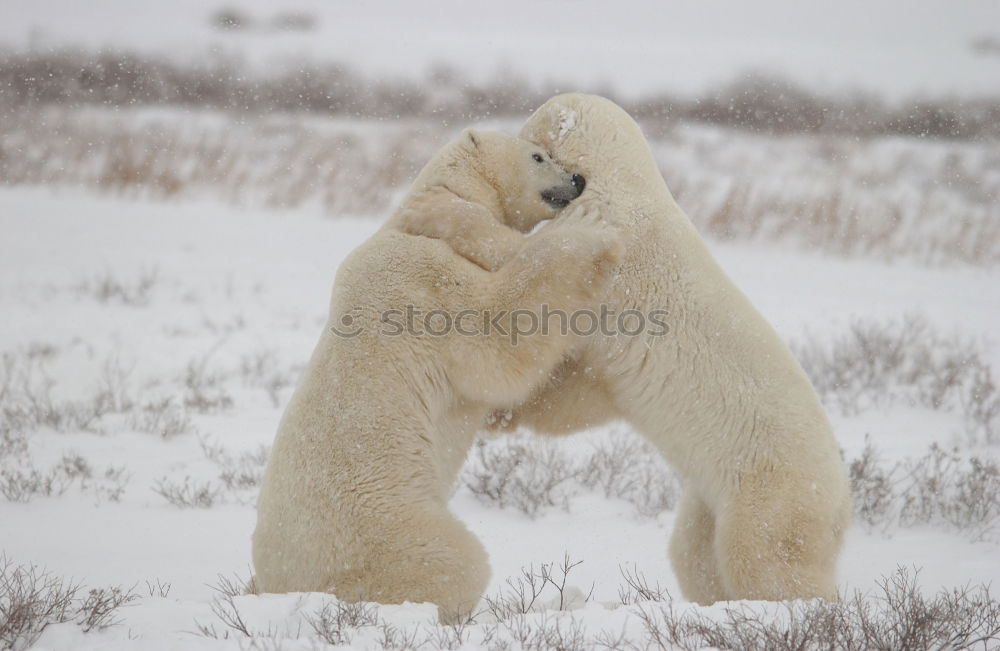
(1, 1, 1000, 649)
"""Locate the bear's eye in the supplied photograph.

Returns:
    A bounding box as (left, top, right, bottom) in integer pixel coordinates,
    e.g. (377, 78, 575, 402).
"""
(532, 153, 544, 163)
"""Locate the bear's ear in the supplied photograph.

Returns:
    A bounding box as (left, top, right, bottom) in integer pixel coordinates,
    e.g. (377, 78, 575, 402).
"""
(464, 129, 481, 149)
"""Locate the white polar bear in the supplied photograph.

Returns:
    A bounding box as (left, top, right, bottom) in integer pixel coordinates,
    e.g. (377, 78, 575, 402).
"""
(252, 128, 621, 620)
(510, 94, 852, 604)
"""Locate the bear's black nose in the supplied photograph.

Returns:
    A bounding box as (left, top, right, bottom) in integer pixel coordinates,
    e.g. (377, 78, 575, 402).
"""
(571, 174, 586, 197)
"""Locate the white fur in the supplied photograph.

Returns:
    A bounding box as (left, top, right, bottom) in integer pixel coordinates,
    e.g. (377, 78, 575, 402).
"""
(515, 94, 852, 604)
(251, 129, 621, 620)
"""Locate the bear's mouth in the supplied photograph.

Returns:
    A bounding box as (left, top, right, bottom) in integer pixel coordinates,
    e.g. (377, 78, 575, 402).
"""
(541, 174, 586, 209)
(541, 193, 572, 209)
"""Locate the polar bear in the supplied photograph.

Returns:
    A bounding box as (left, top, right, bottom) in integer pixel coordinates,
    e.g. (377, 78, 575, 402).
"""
(252, 128, 621, 620)
(506, 94, 852, 605)
(393, 129, 586, 271)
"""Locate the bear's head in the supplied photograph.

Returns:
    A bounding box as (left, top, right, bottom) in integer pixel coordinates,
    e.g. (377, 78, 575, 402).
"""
(519, 93, 668, 205)
(458, 129, 586, 232)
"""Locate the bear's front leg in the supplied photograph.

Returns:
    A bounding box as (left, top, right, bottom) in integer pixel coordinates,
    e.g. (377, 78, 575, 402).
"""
(450, 220, 623, 406)
(393, 186, 525, 271)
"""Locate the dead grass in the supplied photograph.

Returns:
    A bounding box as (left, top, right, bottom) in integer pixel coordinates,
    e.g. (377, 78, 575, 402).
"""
(0, 462, 73, 503)
(483, 553, 592, 622)
(151, 476, 221, 508)
(656, 132, 1000, 265)
(128, 397, 195, 439)
(463, 436, 580, 518)
(0, 410, 130, 504)
(462, 431, 678, 519)
(579, 434, 679, 518)
(793, 315, 1000, 443)
(617, 565, 671, 606)
(305, 600, 380, 647)
(462, 427, 999, 543)
(144, 579, 171, 599)
(199, 437, 270, 495)
(179, 561, 1000, 650)
(0, 105, 437, 216)
(74, 268, 159, 306)
(183, 356, 233, 414)
(849, 438, 1000, 541)
(0, 351, 113, 434)
(4, 102, 997, 264)
(632, 566, 1000, 651)
(1, 555, 138, 650)
(153, 439, 270, 508)
(489, 613, 590, 650)
(238, 350, 301, 408)
(2, 51, 998, 265)
(3, 49, 998, 140)
(191, 557, 601, 648)
(0, 347, 203, 440)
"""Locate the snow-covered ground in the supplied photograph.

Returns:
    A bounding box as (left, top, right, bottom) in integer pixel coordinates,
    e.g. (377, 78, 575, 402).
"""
(1, 186, 998, 648)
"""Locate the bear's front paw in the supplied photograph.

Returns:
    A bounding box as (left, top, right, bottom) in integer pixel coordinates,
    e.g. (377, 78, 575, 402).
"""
(554, 198, 617, 230)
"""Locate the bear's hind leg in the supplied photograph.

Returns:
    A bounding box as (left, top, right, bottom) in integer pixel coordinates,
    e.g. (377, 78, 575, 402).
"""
(714, 479, 841, 602)
(337, 506, 489, 623)
(668, 489, 727, 605)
